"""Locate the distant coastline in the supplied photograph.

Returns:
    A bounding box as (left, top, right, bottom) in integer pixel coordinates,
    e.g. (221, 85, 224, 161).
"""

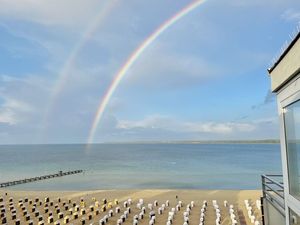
(0, 139, 280, 146)
(103, 139, 280, 145)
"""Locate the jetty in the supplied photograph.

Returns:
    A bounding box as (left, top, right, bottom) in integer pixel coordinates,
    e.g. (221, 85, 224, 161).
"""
(0, 170, 83, 188)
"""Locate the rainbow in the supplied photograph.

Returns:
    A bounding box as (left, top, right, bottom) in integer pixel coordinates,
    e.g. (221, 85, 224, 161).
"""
(41, 0, 118, 138)
(87, 0, 206, 144)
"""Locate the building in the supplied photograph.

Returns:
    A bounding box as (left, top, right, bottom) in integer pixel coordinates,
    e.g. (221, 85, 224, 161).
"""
(264, 31, 300, 225)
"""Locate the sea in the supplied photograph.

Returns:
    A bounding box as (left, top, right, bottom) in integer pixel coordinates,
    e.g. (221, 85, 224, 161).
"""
(0, 144, 281, 190)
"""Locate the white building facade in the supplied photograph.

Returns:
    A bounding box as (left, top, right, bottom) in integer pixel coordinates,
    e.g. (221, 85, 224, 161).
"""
(267, 32, 300, 225)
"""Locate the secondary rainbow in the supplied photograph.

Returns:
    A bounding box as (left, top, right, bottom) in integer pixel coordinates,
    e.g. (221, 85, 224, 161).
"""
(41, 0, 118, 139)
(87, 0, 206, 144)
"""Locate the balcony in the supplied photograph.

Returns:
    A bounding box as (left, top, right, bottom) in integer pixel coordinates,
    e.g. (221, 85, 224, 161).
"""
(261, 174, 285, 225)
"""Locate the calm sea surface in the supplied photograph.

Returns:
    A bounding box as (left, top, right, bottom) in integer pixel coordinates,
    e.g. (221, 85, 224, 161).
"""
(0, 144, 281, 190)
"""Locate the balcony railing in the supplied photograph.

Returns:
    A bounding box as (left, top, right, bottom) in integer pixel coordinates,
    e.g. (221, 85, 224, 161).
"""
(261, 174, 285, 217)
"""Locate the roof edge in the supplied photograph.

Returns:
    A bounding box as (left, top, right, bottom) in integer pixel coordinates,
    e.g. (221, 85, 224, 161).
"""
(268, 31, 300, 74)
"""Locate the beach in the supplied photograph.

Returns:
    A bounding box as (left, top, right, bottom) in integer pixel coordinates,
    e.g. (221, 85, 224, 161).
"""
(0, 189, 262, 225)
(0, 144, 270, 224)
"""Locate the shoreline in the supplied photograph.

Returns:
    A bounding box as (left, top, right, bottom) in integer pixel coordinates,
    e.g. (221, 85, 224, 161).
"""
(0, 188, 262, 192)
(0, 189, 262, 206)
(1, 189, 263, 193)
(0, 189, 262, 207)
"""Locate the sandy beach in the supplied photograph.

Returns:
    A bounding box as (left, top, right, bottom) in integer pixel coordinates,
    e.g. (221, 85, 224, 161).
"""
(0, 189, 262, 225)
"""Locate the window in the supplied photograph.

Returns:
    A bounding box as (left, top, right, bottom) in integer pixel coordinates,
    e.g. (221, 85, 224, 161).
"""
(290, 208, 300, 225)
(285, 100, 300, 200)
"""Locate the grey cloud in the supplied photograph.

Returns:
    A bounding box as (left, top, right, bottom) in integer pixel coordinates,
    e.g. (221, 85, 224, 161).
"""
(264, 90, 275, 104)
(251, 89, 275, 110)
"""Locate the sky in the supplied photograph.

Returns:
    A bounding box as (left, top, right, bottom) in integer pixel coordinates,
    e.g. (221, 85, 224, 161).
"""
(0, 0, 300, 144)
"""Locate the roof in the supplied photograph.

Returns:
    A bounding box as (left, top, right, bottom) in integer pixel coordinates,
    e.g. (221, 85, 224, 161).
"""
(268, 31, 300, 74)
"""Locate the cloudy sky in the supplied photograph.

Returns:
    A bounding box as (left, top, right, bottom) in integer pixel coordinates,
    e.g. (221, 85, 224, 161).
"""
(0, 0, 300, 144)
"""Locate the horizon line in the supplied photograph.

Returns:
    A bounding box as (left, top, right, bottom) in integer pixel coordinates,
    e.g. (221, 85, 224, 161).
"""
(0, 139, 280, 146)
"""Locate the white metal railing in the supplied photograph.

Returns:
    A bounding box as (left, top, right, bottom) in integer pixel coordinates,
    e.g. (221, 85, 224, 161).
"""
(261, 174, 285, 219)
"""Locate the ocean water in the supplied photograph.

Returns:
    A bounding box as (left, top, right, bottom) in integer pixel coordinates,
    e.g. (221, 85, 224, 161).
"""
(0, 144, 281, 190)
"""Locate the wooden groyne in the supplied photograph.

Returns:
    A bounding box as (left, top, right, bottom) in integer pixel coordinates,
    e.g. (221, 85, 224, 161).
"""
(0, 170, 83, 188)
